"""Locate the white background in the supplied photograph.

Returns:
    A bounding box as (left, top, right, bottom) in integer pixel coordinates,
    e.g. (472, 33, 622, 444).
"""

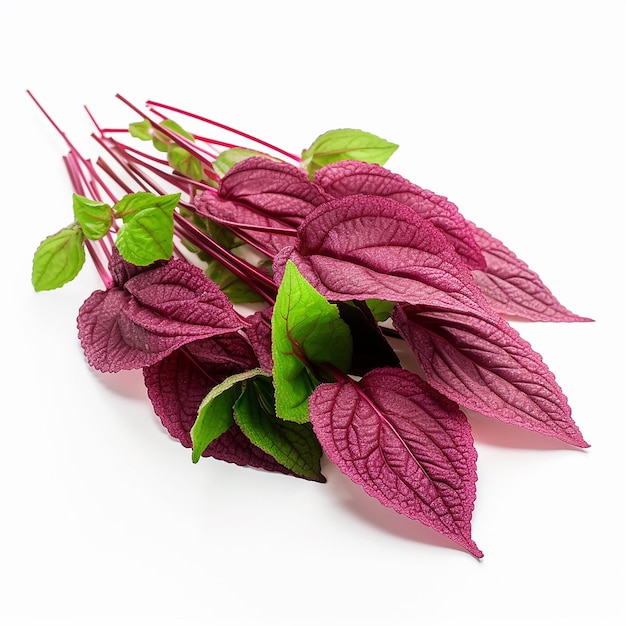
(1, 1, 624, 625)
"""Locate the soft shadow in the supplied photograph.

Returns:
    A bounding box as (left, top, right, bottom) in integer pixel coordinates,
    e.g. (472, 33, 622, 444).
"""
(90, 367, 150, 401)
(321, 460, 479, 559)
(465, 409, 588, 452)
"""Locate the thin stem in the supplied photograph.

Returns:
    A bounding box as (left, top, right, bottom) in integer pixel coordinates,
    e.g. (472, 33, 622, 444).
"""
(61, 154, 114, 288)
(146, 100, 300, 162)
(28, 91, 119, 207)
(84, 239, 114, 289)
(147, 107, 221, 160)
(27, 91, 81, 155)
(96, 157, 134, 195)
(95, 134, 218, 195)
(174, 213, 276, 303)
(84, 105, 104, 136)
(116, 94, 216, 170)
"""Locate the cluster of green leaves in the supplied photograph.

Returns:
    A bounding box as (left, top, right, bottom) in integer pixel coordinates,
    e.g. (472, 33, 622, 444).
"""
(32, 191, 180, 291)
(191, 261, 354, 481)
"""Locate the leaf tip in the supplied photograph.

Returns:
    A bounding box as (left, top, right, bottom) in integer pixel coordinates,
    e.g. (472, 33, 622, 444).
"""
(468, 542, 484, 559)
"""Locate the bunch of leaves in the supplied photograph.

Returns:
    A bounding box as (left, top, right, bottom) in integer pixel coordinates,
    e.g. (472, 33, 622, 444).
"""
(30, 93, 591, 558)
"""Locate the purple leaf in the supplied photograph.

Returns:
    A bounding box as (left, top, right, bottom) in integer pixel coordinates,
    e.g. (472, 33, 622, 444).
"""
(77, 256, 244, 372)
(314, 160, 486, 269)
(194, 157, 330, 254)
(144, 333, 258, 446)
(469, 224, 593, 322)
(392, 304, 589, 448)
(109, 246, 160, 286)
(309, 367, 483, 558)
(274, 194, 488, 312)
(244, 306, 274, 373)
(194, 193, 297, 254)
(217, 157, 329, 220)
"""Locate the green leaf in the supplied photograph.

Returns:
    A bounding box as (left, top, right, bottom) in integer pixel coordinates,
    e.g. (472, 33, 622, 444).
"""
(115, 207, 174, 266)
(160, 119, 195, 140)
(301, 128, 399, 177)
(32, 226, 85, 291)
(128, 119, 153, 141)
(179, 207, 241, 250)
(128, 118, 195, 152)
(234, 376, 325, 481)
(213, 148, 277, 177)
(271, 260, 352, 422)
(113, 191, 180, 220)
(113, 192, 179, 266)
(365, 298, 396, 322)
(153, 119, 195, 152)
(205, 259, 265, 304)
(191, 368, 266, 463)
(72, 193, 112, 240)
(167, 144, 204, 181)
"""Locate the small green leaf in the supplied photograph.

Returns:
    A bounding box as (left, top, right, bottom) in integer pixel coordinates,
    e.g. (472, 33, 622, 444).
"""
(167, 144, 204, 181)
(32, 227, 85, 291)
(301, 128, 399, 177)
(191, 368, 266, 463)
(72, 193, 112, 240)
(129, 118, 196, 152)
(205, 259, 265, 304)
(365, 298, 396, 322)
(113, 192, 178, 266)
(153, 119, 195, 152)
(271, 261, 352, 422)
(160, 119, 195, 141)
(128, 119, 153, 141)
(113, 191, 180, 220)
(115, 207, 174, 266)
(234, 376, 325, 481)
(179, 208, 242, 250)
(213, 148, 277, 177)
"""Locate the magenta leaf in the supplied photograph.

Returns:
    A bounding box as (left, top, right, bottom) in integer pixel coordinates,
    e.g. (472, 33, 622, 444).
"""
(77, 255, 244, 372)
(216, 156, 329, 220)
(194, 193, 297, 254)
(274, 194, 488, 313)
(244, 306, 274, 373)
(194, 156, 330, 253)
(309, 367, 483, 557)
(144, 333, 258, 447)
(314, 160, 485, 269)
(392, 304, 589, 447)
(469, 224, 592, 322)
(108, 246, 155, 285)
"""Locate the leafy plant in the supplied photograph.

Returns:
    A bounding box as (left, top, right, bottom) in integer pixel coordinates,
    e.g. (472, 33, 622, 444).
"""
(29, 91, 591, 558)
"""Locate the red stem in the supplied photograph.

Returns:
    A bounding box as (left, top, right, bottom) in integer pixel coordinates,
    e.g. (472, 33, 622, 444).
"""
(115, 94, 216, 171)
(173, 213, 277, 303)
(146, 99, 300, 162)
